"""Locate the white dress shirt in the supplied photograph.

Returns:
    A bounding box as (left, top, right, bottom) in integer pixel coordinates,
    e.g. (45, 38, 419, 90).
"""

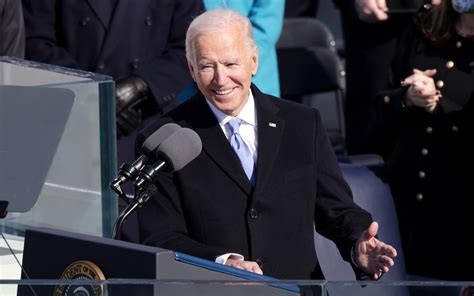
(205, 90, 258, 265)
(205, 90, 258, 164)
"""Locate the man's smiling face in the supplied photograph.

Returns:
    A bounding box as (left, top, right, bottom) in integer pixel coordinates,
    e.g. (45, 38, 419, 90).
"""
(188, 26, 258, 116)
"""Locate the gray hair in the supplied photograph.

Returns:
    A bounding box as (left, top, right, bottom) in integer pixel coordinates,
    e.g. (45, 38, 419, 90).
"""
(185, 9, 257, 65)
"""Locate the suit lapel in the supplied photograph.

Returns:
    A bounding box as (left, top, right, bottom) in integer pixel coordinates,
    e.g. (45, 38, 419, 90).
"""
(253, 86, 285, 193)
(95, 0, 129, 60)
(188, 95, 253, 196)
(85, 0, 117, 29)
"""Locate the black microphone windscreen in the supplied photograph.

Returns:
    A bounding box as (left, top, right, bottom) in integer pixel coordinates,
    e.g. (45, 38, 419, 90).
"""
(156, 128, 202, 171)
(141, 123, 181, 155)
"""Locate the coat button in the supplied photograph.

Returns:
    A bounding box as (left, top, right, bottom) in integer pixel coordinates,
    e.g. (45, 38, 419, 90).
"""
(255, 258, 264, 269)
(383, 96, 390, 104)
(97, 63, 105, 70)
(421, 148, 429, 156)
(436, 80, 444, 89)
(452, 125, 459, 132)
(446, 61, 454, 69)
(132, 58, 140, 69)
(249, 208, 258, 219)
(145, 16, 153, 26)
(416, 193, 423, 202)
(456, 41, 462, 48)
(418, 171, 426, 179)
(426, 126, 433, 134)
(162, 93, 175, 102)
(80, 17, 90, 26)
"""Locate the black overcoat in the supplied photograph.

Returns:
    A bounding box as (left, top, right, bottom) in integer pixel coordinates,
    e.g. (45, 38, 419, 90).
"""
(137, 85, 372, 280)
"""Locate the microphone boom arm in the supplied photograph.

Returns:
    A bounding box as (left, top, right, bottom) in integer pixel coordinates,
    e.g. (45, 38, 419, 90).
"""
(112, 181, 159, 240)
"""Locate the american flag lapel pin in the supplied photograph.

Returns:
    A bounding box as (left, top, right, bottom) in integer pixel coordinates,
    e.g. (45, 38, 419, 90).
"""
(269, 122, 277, 128)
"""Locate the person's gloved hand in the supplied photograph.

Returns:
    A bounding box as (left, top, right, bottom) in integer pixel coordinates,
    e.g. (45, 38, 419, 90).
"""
(115, 76, 149, 138)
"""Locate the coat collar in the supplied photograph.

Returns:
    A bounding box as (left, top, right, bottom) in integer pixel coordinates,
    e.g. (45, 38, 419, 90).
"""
(87, 0, 131, 62)
(86, 0, 119, 29)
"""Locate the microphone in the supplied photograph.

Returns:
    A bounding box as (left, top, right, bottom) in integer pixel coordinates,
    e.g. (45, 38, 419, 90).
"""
(113, 127, 202, 240)
(135, 127, 202, 188)
(109, 123, 181, 202)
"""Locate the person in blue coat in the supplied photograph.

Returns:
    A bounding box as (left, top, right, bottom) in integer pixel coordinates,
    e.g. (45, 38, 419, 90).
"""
(203, 0, 284, 97)
(22, 0, 203, 167)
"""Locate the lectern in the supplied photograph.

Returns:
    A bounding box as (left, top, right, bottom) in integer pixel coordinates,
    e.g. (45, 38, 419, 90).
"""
(20, 227, 300, 296)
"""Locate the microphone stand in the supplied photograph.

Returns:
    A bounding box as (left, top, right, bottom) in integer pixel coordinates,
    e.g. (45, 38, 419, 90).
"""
(110, 161, 147, 205)
(112, 163, 165, 240)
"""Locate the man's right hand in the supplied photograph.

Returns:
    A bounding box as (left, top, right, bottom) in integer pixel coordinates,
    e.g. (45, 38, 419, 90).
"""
(354, 0, 389, 23)
(225, 258, 263, 275)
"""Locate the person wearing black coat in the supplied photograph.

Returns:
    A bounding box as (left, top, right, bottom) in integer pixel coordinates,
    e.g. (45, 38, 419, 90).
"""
(374, 0, 474, 280)
(22, 0, 203, 166)
(137, 9, 398, 287)
(333, 0, 440, 154)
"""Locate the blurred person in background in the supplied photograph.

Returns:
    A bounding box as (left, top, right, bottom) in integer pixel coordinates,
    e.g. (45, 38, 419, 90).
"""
(333, 0, 441, 154)
(374, 0, 473, 280)
(22, 0, 203, 166)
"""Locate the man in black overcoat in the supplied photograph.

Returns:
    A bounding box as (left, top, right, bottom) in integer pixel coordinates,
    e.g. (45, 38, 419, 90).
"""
(137, 8, 397, 284)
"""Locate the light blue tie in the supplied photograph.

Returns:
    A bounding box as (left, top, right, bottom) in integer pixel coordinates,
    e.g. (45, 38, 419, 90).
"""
(227, 118, 255, 184)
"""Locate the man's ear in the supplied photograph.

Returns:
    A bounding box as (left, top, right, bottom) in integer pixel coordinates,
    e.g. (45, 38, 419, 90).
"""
(251, 47, 259, 76)
(188, 62, 196, 81)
